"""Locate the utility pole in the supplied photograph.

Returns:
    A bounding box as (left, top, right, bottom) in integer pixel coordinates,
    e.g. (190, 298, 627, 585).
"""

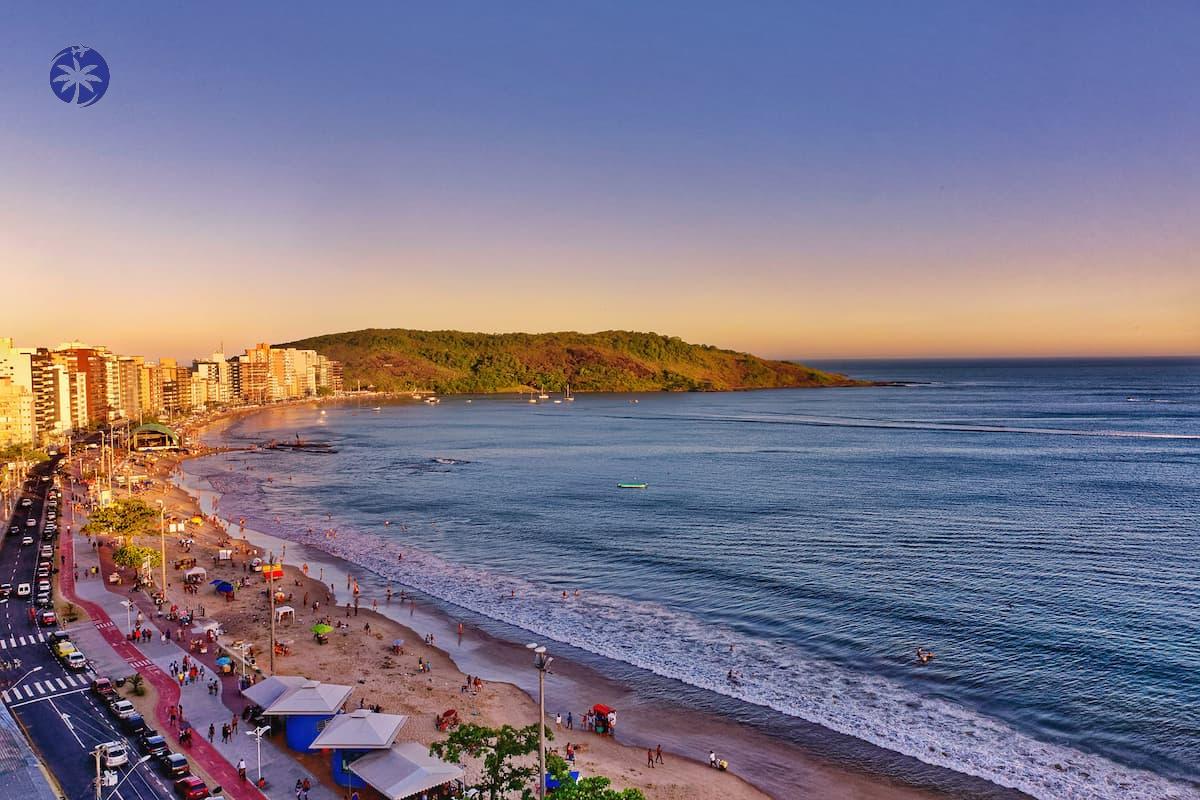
(156, 500, 166, 592)
(526, 643, 553, 800)
(268, 552, 277, 674)
(93, 745, 102, 800)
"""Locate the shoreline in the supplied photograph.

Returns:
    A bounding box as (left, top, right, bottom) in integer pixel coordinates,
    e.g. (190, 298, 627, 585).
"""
(149, 410, 773, 799)
(159, 400, 1029, 800)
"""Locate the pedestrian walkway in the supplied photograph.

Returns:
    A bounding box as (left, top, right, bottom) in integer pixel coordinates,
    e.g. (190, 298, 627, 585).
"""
(62, 501, 336, 800)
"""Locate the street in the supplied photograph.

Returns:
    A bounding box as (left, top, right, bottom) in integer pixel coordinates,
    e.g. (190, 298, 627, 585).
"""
(1, 456, 173, 800)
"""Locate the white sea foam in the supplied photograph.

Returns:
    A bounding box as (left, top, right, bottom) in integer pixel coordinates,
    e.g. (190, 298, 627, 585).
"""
(197, 467, 1198, 800)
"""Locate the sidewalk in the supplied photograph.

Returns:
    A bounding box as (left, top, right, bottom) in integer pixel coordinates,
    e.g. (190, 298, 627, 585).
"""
(62, 496, 336, 800)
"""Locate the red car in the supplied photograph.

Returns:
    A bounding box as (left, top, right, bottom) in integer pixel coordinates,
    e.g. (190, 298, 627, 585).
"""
(37, 610, 57, 626)
(174, 776, 209, 800)
(91, 677, 116, 699)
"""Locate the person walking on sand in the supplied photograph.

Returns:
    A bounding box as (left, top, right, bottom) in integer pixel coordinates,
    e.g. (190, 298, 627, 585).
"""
(566, 711, 573, 730)
(647, 748, 655, 768)
(655, 744, 664, 764)
(709, 750, 717, 768)
(555, 713, 562, 729)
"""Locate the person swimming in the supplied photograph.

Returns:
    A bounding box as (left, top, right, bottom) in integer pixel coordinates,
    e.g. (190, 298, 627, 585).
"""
(916, 647, 935, 664)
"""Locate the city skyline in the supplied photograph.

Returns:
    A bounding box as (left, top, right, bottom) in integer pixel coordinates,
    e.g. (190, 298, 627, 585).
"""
(2, 3, 1198, 359)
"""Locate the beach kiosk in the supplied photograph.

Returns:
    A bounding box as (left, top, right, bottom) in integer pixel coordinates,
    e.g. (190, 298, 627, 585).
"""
(242, 677, 352, 751)
(348, 741, 463, 800)
(274, 605, 295, 625)
(310, 708, 409, 788)
(183, 566, 207, 584)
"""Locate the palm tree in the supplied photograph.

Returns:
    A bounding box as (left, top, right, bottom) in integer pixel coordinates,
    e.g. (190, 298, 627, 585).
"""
(53, 57, 103, 104)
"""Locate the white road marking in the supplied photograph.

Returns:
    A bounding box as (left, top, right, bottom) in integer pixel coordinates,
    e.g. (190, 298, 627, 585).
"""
(33, 681, 45, 694)
(55, 678, 67, 689)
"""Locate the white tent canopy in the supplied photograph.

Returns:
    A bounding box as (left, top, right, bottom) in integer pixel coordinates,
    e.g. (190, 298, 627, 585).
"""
(274, 605, 295, 623)
(184, 566, 207, 578)
(349, 742, 463, 800)
(310, 709, 409, 750)
(241, 675, 308, 709)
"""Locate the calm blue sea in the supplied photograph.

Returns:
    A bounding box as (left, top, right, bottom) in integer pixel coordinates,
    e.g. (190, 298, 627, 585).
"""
(190, 358, 1199, 800)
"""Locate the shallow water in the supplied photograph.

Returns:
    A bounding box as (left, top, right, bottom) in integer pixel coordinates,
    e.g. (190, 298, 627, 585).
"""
(189, 358, 1200, 800)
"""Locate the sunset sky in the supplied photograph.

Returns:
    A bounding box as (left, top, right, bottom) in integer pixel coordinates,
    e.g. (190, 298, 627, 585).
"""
(1, 3, 1197, 360)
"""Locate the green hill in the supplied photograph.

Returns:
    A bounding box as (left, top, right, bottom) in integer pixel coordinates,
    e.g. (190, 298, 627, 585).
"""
(279, 328, 866, 394)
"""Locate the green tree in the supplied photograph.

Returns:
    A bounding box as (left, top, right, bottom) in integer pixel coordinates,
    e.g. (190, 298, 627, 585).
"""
(83, 498, 157, 539)
(113, 543, 161, 570)
(545, 754, 645, 800)
(430, 723, 548, 800)
(550, 777, 645, 800)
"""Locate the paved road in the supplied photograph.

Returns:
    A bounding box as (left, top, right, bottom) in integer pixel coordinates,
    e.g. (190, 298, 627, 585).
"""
(0, 457, 173, 800)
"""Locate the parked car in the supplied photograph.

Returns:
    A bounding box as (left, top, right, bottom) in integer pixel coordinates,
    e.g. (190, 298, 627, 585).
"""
(35, 594, 54, 609)
(174, 776, 210, 800)
(19, 498, 31, 508)
(21, 536, 33, 546)
(121, 713, 148, 735)
(7, 525, 18, 536)
(92, 677, 116, 699)
(139, 732, 169, 758)
(98, 741, 129, 768)
(158, 751, 190, 778)
(15, 583, 30, 598)
(25, 518, 36, 527)
(38, 610, 57, 626)
(65, 651, 87, 671)
(110, 699, 137, 719)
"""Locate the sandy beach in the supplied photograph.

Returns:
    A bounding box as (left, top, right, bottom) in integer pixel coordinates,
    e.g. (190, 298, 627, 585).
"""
(92, 402, 1020, 800)
(112, 436, 768, 799)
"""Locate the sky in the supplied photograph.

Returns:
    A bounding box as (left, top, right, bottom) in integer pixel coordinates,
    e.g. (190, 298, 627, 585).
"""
(1, 2, 1197, 360)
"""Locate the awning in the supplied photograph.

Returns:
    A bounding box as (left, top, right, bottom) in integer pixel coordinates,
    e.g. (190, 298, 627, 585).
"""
(349, 742, 463, 799)
(184, 567, 207, 578)
(310, 709, 408, 750)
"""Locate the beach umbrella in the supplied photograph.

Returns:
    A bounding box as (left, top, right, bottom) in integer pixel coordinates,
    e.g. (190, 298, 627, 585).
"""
(392, 639, 404, 647)
(311, 623, 332, 635)
(215, 656, 232, 666)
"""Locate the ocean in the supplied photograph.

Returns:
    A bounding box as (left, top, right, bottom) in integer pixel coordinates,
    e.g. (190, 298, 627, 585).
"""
(184, 358, 1200, 800)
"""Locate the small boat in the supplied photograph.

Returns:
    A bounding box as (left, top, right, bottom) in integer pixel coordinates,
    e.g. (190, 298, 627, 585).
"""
(618, 483, 648, 489)
(424, 397, 440, 405)
(373, 407, 381, 412)
(538, 386, 549, 400)
(565, 384, 575, 402)
(553, 399, 562, 404)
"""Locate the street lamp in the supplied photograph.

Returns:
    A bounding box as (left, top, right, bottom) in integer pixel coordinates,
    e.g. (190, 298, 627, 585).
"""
(120, 600, 134, 636)
(245, 725, 271, 782)
(94, 750, 151, 800)
(526, 642, 553, 800)
(13, 665, 42, 686)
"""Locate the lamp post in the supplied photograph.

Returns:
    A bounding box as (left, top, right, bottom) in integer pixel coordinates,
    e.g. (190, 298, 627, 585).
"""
(268, 553, 277, 674)
(120, 600, 133, 636)
(155, 500, 166, 594)
(13, 665, 42, 687)
(526, 643, 553, 800)
(245, 725, 271, 782)
(94, 750, 151, 800)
